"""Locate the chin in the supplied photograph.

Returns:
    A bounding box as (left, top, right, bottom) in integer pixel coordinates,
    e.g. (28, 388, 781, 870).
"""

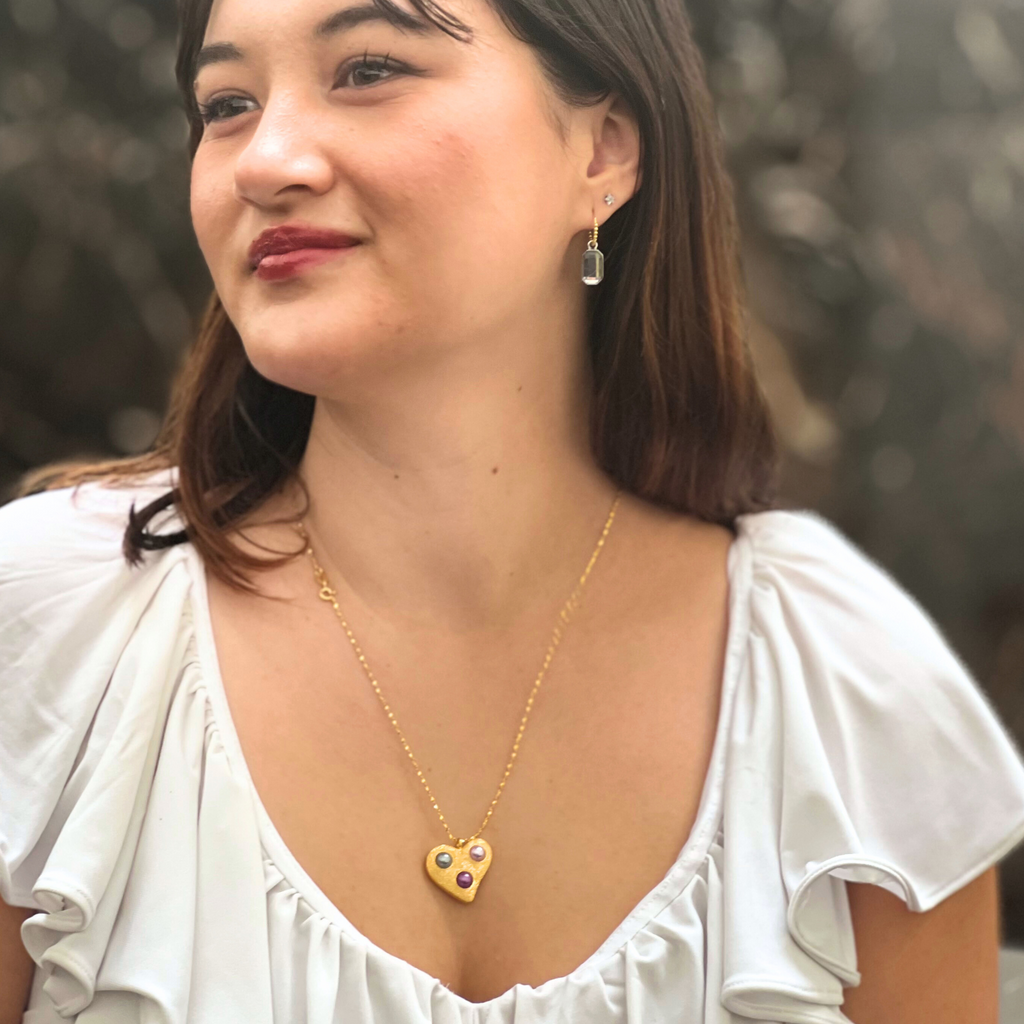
(240, 336, 346, 396)
(226, 282, 453, 395)
(237, 321, 412, 399)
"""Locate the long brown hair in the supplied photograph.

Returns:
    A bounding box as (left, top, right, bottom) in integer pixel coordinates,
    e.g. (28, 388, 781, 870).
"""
(16, 0, 780, 591)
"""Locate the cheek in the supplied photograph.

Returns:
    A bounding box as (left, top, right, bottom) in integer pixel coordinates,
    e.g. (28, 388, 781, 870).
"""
(189, 155, 236, 269)
(373, 96, 571, 312)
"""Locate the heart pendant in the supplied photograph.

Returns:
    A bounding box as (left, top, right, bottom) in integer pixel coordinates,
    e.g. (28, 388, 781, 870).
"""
(425, 838, 493, 903)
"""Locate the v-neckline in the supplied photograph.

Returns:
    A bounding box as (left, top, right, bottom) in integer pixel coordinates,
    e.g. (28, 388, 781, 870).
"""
(183, 524, 754, 1012)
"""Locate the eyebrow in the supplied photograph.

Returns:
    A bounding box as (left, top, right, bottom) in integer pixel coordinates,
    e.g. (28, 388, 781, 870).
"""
(193, 3, 435, 79)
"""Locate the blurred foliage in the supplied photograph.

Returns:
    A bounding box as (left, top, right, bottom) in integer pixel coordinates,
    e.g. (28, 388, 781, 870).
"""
(0, 0, 199, 471)
(2, 0, 1024, 933)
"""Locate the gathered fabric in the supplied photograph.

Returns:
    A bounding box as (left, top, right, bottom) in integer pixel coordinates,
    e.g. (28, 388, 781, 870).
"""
(3, 471, 1024, 1023)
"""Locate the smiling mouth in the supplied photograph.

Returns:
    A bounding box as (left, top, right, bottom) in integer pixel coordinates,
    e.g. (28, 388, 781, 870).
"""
(253, 244, 359, 282)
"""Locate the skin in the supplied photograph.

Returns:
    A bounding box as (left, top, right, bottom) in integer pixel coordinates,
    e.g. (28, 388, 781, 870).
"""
(0, 0, 1006, 1017)
(0, 902, 35, 1021)
(841, 867, 1002, 1023)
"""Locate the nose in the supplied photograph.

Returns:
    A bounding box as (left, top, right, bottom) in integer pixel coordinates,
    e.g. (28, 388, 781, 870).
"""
(233, 91, 336, 208)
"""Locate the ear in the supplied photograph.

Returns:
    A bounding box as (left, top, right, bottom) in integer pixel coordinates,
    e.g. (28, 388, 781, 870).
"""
(581, 92, 642, 226)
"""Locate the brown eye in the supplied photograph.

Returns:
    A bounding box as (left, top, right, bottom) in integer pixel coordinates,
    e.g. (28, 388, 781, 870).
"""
(198, 95, 258, 124)
(336, 53, 408, 88)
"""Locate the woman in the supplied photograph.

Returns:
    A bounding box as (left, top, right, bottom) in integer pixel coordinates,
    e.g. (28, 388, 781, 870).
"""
(1, 0, 1022, 1019)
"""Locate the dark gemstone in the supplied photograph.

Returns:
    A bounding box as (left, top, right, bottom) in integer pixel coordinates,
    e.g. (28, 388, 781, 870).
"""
(456, 871, 473, 888)
(435, 852, 453, 869)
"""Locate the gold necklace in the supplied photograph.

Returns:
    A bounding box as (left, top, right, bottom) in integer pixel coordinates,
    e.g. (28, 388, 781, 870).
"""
(297, 489, 622, 904)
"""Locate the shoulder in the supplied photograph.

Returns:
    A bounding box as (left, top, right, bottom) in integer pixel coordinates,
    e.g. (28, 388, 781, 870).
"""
(0, 468, 183, 591)
(0, 467, 192, 657)
(736, 505, 914, 601)
(0, 465, 193, 666)
(734, 507, 962, 676)
(0, 467, 178, 553)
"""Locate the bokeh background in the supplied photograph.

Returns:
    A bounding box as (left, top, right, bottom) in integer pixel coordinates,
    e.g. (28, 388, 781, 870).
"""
(2, 0, 1024, 945)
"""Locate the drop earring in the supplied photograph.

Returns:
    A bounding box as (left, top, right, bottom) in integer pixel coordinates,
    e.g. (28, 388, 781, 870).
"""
(582, 202, 609, 286)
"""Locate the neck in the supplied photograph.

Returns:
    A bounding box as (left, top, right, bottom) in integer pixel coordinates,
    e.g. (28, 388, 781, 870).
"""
(289, 330, 620, 632)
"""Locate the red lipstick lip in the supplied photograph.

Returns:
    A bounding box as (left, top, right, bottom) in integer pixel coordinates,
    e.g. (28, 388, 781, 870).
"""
(254, 247, 354, 281)
(248, 224, 361, 271)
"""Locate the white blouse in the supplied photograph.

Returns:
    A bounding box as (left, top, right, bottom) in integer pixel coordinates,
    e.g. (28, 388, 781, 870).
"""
(3, 470, 1024, 1024)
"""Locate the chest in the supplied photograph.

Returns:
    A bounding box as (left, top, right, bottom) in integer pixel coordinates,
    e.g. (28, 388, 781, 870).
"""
(204, 543, 732, 1005)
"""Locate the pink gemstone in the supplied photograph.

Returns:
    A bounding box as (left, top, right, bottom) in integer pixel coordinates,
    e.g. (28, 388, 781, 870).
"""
(456, 871, 473, 888)
(470, 845, 486, 861)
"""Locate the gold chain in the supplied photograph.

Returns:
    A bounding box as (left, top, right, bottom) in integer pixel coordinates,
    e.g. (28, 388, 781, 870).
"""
(297, 489, 623, 849)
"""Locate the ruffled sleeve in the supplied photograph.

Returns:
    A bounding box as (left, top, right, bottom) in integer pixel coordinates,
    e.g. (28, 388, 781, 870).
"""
(719, 508, 1024, 1023)
(0, 477, 179, 900)
(0, 473, 273, 1023)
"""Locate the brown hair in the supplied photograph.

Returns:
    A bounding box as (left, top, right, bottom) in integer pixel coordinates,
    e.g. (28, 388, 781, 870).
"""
(16, 0, 780, 591)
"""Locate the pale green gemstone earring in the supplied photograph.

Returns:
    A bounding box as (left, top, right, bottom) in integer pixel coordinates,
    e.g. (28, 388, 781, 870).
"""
(582, 194, 615, 285)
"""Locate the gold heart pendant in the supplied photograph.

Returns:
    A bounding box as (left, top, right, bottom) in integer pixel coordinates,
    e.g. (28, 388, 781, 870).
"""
(425, 838, 493, 903)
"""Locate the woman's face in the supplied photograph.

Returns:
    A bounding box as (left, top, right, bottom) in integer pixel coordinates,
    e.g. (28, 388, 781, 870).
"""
(190, 0, 609, 395)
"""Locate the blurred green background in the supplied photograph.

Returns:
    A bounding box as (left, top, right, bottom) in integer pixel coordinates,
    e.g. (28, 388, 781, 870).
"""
(2, 0, 1024, 937)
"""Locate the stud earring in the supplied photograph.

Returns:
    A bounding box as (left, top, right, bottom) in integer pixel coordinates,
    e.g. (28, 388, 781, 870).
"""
(582, 208, 605, 286)
(604, 194, 615, 205)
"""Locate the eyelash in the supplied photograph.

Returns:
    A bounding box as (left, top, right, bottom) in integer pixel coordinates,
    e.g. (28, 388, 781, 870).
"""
(196, 51, 408, 125)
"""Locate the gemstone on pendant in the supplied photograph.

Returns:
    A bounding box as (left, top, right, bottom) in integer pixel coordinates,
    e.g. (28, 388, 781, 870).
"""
(435, 852, 453, 869)
(469, 845, 486, 861)
(456, 871, 473, 888)
(582, 247, 604, 285)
